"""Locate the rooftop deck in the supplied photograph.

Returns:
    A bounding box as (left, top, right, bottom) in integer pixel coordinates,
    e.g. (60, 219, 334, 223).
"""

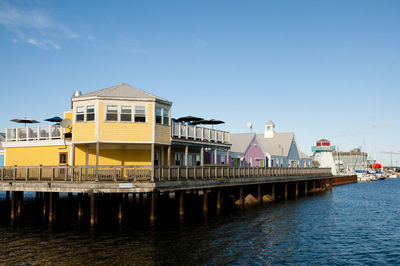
(5, 125, 62, 142)
(171, 121, 230, 144)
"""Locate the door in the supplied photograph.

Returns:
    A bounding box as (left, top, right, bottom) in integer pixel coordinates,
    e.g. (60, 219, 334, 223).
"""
(59, 152, 68, 177)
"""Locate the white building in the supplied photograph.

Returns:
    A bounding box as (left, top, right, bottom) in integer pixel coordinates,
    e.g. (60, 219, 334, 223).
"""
(311, 139, 337, 175)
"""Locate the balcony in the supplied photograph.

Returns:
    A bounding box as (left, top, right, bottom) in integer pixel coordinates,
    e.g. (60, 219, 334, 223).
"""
(312, 145, 336, 152)
(5, 125, 63, 142)
(171, 121, 230, 144)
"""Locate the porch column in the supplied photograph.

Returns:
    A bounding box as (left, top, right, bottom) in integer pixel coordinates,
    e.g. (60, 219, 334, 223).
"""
(160, 146, 165, 166)
(200, 146, 204, 166)
(184, 145, 189, 166)
(85, 145, 89, 179)
(151, 143, 155, 181)
(71, 144, 75, 166)
(214, 147, 218, 165)
(95, 142, 99, 167)
(226, 150, 230, 165)
(167, 146, 171, 166)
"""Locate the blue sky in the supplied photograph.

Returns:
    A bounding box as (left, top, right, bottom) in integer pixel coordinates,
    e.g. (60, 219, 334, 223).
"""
(0, 0, 399, 165)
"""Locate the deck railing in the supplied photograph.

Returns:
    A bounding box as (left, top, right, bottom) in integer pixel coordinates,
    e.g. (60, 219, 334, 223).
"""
(0, 166, 331, 182)
(171, 122, 230, 144)
(6, 125, 62, 142)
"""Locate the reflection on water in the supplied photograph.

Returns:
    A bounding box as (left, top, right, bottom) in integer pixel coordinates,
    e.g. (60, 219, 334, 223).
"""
(1, 180, 400, 264)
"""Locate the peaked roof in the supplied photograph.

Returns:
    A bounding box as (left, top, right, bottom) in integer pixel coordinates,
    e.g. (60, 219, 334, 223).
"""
(255, 132, 294, 156)
(229, 133, 255, 153)
(300, 151, 310, 159)
(75, 83, 171, 104)
(266, 120, 275, 126)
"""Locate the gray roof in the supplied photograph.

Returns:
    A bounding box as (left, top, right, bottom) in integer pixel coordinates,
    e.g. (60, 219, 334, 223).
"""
(229, 133, 255, 153)
(76, 83, 171, 104)
(230, 131, 310, 159)
(255, 132, 294, 157)
(300, 151, 310, 159)
(266, 120, 275, 126)
(0, 133, 4, 141)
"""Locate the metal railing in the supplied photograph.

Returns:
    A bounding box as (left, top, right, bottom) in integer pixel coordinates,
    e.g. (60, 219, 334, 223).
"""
(171, 121, 230, 144)
(6, 125, 62, 142)
(0, 166, 331, 183)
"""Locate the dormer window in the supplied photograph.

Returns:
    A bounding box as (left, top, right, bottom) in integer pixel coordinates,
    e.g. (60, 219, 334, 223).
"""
(106, 106, 118, 121)
(156, 107, 162, 124)
(121, 106, 132, 121)
(86, 105, 95, 121)
(135, 106, 146, 122)
(76, 106, 84, 122)
(163, 109, 169, 125)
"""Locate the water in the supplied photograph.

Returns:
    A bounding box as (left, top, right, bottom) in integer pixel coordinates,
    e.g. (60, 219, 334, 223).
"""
(1, 180, 400, 264)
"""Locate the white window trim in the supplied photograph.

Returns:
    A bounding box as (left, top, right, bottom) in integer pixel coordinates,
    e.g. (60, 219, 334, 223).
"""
(76, 105, 95, 123)
(155, 105, 170, 126)
(134, 105, 147, 123)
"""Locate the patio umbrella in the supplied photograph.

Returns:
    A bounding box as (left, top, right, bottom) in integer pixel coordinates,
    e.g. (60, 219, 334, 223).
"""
(10, 117, 39, 127)
(191, 119, 225, 125)
(45, 116, 63, 123)
(175, 116, 204, 122)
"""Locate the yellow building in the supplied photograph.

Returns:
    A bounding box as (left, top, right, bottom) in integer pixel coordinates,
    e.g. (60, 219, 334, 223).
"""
(3, 83, 231, 168)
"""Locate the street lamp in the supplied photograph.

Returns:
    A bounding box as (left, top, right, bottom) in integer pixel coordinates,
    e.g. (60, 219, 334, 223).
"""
(279, 144, 284, 168)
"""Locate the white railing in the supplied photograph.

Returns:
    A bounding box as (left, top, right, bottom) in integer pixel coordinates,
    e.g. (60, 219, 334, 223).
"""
(5, 125, 62, 142)
(171, 121, 230, 144)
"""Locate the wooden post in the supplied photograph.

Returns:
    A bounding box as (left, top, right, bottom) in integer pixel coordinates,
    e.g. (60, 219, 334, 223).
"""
(304, 180, 308, 195)
(313, 180, 316, 192)
(71, 143, 75, 166)
(150, 190, 157, 224)
(200, 146, 204, 166)
(10, 191, 15, 222)
(216, 188, 222, 211)
(214, 147, 218, 165)
(239, 186, 244, 206)
(185, 145, 189, 167)
(179, 191, 184, 218)
(271, 184, 275, 199)
(284, 183, 288, 199)
(151, 143, 155, 182)
(167, 146, 171, 166)
(118, 196, 123, 223)
(17, 191, 23, 218)
(85, 145, 89, 179)
(295, 182, 299, 198)
(90, 193, 95, 227)
(49, 192, 53, 224)
(257, 184, 261, 203)
(226, 150, 230, 166)
(203, 189, 208, 214)
(77, 194, 82, 221)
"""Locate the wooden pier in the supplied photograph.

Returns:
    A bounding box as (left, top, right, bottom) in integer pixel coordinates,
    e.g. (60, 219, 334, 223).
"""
(0, 166, 341, 225)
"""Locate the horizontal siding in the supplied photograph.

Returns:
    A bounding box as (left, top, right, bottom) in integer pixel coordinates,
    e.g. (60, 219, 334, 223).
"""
(74, 122, 95, 142)
(155, 124, 171, 144)
(75, 145, 151, 166)
(6, 146, 70, 166)
(98, 102, 154, 142)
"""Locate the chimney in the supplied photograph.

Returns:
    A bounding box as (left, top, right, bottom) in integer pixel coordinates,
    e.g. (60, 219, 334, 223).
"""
(264, 120, 275, 138)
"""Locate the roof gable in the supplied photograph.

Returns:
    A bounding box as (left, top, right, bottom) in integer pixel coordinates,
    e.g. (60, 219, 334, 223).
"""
(255, 132, 294, 156)
(229, 133, 256, 153)
(76, 83, 171, 104)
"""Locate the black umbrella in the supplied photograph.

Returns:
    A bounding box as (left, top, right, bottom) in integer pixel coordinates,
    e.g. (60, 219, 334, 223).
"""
(175, 115, 204, 122)
(45, 116, 63, 123)
(192, 119, 225, 125)
(11, 117, 39, 127)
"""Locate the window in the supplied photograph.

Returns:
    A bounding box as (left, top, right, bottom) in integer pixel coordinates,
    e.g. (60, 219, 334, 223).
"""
(120, 106, 132, 121)
(156, 107, 162, 124)
(59, 152, 68, 164)
(76, 106, 84, 122)
(135, 106, 146, 122)
(154, 152, 159, 166)
(163, 109, 169, 125)
(106, 106, 118, 121)
(86, 105, 95, 121)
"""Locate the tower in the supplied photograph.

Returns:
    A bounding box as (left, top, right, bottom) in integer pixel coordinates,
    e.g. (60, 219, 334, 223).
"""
(264, 120, 275, 138)
(312, 139, 337, 175)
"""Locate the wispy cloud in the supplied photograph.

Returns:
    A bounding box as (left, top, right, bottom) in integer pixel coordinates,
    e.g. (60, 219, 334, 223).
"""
(366, 122, 394, 129)
(381, 150, 400, 155)
(0, 3, 78, 50)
